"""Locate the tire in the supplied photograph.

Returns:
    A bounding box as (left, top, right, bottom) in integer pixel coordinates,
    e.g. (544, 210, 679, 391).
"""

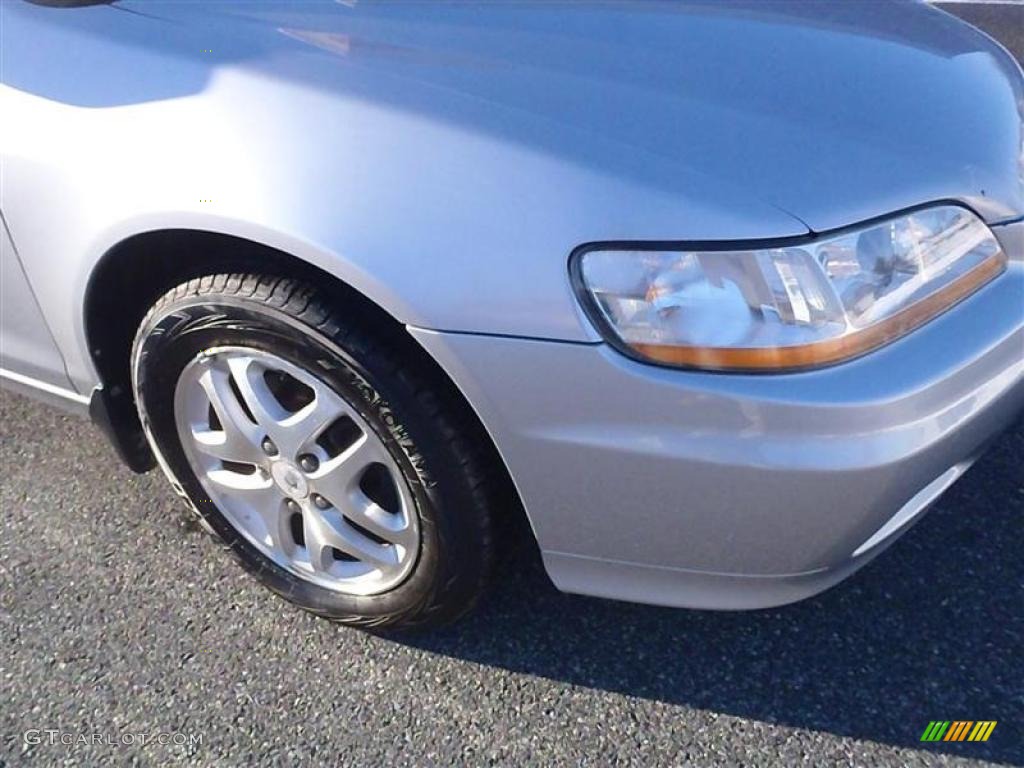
(130, 273, 497, 630)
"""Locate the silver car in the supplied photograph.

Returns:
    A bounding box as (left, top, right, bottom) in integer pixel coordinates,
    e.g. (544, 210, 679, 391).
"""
(2, 0, 1022, 629)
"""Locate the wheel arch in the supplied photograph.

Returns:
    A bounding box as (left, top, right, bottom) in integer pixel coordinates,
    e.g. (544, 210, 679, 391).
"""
(84, 228, 363, 405)
(83, 229, 523, 547)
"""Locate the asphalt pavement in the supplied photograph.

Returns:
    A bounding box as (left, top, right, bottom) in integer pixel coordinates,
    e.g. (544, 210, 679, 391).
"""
(2, 3, 1023, 766)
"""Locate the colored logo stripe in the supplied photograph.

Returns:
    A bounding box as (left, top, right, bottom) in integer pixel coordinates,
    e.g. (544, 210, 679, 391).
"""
(945, 721, 973, 741)
(920, 721, 996, 742)
(969, 722, 997, 742)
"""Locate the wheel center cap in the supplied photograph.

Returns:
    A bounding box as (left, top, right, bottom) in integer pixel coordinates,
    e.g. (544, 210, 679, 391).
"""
(271, 461, 310, 500)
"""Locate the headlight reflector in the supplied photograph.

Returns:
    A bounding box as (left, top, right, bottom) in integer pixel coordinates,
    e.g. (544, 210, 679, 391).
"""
(575, 206, 1005, 371)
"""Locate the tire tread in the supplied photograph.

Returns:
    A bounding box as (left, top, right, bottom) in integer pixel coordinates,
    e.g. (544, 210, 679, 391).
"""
(135, 273, 499, 630)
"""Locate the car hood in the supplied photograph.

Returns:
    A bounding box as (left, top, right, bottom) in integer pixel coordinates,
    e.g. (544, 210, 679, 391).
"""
(119, 0, 1024, 232)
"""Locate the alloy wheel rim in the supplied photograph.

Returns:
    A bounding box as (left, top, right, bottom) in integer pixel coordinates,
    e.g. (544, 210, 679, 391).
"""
(173, 346, 419, 595)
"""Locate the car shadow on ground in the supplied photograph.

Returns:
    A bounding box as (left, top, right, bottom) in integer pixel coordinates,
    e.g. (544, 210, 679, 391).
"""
(396, 418, 1024, 764)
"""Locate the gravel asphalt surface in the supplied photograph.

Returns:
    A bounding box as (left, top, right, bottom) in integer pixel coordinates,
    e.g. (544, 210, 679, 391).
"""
(2, 3, 1023, 767)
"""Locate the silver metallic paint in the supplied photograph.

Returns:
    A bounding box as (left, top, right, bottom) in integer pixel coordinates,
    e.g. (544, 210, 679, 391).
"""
(410, 255, 1023, 607)
(1, 0, 1022, 609)
(3, 0, 1023, 392)
(0, 214, 72, 388)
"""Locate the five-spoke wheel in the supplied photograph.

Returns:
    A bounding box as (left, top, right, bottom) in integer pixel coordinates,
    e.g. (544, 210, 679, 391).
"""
(175, 348, 419, 595)
(132, 274, 498, 629)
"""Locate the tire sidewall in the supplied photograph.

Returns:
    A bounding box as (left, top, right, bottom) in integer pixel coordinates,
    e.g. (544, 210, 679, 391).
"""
(132, 293, 467, 625)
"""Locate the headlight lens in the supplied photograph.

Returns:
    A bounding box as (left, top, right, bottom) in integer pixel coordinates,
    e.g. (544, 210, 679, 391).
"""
(575, 206, 1005, 371)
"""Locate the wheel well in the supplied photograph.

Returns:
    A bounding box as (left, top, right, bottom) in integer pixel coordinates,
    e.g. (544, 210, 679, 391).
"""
(85, 230, 520, 531)
(86, 230, 360, 397)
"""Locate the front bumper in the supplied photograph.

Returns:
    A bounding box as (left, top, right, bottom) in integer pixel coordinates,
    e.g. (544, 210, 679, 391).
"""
(411, 248, 1024, 610)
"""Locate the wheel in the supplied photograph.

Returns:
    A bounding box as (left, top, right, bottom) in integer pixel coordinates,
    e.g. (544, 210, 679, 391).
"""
(130, 273, 497, 629)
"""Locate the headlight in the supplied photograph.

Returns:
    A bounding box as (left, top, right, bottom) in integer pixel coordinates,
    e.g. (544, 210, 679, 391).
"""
(573, 205, 1006, 371)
